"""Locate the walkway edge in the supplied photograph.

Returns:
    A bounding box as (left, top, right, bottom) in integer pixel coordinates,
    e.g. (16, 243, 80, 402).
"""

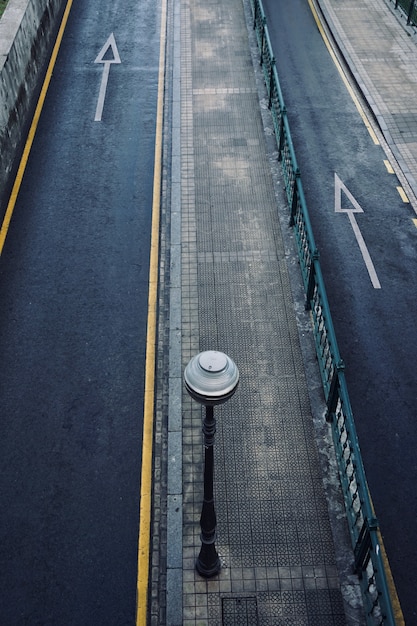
(166, 0, 183, 623)
(136, 0, 167, 621)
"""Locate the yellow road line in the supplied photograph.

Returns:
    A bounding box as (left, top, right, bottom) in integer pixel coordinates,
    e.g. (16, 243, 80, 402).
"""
(377, 529, 405, 626)
(384, 159, 394, 174)
(413, 218, 417, 228)
(0, 0, 74, 256)
(136, 0, 167, 622)
(397, 186, 409, 203)
(307, 0, 379, 145)
(369, 489, 405, 625)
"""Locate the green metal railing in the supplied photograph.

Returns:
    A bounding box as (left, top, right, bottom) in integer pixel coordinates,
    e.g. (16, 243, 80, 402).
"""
(390, 0, 417, 26)
(250, 0, 397, 623)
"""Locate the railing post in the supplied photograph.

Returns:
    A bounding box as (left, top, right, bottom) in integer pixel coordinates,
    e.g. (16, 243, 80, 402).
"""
(277, 107, 286, 162)
(407, 0, 415, 24)
(325, 359, 345, 422)
(268, 58, 275, 108)
(305, 249, 319, 309)
(289, 168, 300, 226)
(259, 17, 266, 66)
(354, 517, 379, 576)
(253, 0, 259, 30)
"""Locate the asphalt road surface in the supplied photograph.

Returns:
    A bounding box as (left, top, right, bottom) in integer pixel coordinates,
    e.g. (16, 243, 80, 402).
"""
(262, 0, 417, 621)
(0, 0, 161, 623)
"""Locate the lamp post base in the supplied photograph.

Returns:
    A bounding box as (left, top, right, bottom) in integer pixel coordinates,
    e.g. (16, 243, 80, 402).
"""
(196, 541, 221, 577)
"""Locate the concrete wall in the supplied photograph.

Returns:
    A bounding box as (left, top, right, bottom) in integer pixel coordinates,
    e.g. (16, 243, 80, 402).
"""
(0, 0, 65, 195)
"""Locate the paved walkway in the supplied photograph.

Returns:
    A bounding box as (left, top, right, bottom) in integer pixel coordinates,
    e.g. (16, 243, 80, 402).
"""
(150, 0, 417, 623)
(149, 0, 373, 623)
(316, 0, 417, 206)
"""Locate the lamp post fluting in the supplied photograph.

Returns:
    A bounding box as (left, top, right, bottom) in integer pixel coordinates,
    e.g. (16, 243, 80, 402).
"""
(184, 350, 239, 577)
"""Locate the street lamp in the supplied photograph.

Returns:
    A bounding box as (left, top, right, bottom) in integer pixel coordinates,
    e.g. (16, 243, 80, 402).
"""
(184, 350, 239, 577)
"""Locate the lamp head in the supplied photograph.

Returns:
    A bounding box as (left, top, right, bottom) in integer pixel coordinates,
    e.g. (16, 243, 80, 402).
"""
(184, 351, 239, 406)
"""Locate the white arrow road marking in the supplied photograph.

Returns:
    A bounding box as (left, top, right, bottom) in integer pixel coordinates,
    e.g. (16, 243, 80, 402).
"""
(94, 33, 121, 122)
(335, 173, 381, 289)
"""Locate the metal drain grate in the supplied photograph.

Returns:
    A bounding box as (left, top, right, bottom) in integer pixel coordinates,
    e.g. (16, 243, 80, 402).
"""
(222, 596, 258, 625)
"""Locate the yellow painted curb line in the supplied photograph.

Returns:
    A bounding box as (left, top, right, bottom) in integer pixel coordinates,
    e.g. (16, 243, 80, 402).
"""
(397, 186, 409, 203)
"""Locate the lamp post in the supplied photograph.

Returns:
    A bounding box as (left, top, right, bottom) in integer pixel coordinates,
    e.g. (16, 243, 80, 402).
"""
(184, 350, 239, 577)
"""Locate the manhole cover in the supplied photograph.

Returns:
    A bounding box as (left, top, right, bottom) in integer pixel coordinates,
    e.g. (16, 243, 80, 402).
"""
(222, 596, 258, 625)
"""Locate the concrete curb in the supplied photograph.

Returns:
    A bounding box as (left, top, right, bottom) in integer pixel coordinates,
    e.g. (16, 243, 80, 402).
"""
(0, 0, 65, 197)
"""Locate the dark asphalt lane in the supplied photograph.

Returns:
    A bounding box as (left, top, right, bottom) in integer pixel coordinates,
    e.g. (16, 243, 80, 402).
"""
(263, 0, 417, 620)
(0, 0, 160, 623)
